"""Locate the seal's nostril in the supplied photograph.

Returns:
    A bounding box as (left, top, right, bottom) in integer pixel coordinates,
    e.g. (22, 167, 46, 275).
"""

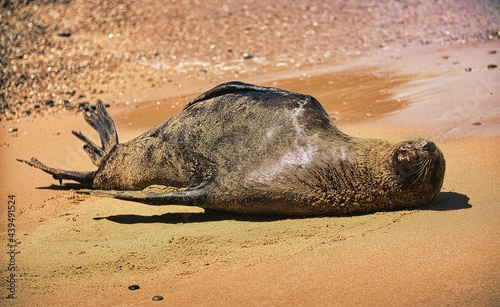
(423, 141, 436, 152)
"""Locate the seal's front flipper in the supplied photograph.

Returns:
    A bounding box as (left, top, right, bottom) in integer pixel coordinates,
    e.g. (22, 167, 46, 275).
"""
(17, 158, 94, 187)
(77, 185, 208, 206)
(72, 100, 118, 167)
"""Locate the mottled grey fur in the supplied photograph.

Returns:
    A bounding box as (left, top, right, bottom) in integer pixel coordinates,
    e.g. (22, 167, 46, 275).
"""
(19, 82, 446, 216)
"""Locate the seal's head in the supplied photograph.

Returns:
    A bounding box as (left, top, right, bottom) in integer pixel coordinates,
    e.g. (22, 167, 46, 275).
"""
(390, 138, 446, 200)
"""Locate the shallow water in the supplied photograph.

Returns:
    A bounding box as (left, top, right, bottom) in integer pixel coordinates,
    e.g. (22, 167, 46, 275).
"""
(266, 69, 411, 122)
(115, 69, 411, 131)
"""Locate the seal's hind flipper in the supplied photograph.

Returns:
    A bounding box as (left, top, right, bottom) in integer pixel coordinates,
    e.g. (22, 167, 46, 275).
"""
(17, 158, 94, 187)
(71, 131, 105, 167)
(72, 100, 118, 166)
(77, 185, 208, 206)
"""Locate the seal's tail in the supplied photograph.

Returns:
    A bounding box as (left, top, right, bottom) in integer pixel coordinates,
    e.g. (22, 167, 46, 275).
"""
(72, 100, 118, 167)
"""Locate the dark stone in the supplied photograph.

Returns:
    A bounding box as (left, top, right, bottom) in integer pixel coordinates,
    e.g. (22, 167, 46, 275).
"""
(78, 102, 92, 111)
(152, 295, 164, 301)
(57, 30, 72, 37)
(42, 99, 54, 107)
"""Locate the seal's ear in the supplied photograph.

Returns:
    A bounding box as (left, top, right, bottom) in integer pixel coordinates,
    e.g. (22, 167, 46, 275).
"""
(77, 186, 208, 207)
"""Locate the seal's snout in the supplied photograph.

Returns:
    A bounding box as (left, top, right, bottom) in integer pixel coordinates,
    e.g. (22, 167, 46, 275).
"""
(423, 141, 436, 153)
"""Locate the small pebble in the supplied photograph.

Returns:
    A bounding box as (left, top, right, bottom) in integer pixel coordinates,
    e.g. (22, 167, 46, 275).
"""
(465, 67, 472, 72)
(78, 102, 92, 111)
(472, 122, 481, 126)
(487, 64, 497, 69)
(8, 127, 18, 133)
(152, 295, 164, 301)
(128, 285, 140, 290)
(42, 99, 54, 107)
(242, 52, 253, 59)
(57, 30, 72, 37)
(59, 99, 70, 106)
(489, 50, 497, 54)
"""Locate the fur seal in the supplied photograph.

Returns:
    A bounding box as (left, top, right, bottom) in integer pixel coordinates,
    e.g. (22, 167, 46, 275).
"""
(18, 81, 445, 216)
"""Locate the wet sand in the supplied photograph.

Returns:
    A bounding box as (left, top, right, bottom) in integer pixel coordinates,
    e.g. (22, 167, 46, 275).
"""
(1, 1, 500, 306)
(0, 41, 499, 306)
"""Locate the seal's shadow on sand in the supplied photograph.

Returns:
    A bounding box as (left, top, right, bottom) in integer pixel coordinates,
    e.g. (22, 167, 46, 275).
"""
(420, 191, 471, 211)
(94, 210, 288, 224)
(38, 183, 85, 190)
(89, 191, 471, 225)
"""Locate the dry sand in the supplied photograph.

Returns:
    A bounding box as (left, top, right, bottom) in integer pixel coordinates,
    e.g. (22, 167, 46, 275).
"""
(1, 1, 499, 306)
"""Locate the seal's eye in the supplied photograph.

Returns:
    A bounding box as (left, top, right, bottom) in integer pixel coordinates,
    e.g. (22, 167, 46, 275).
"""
(398, 161, 415, 178)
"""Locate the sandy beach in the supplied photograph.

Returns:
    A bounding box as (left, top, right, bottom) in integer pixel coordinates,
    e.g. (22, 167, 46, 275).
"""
(1, 1, 499, 306)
